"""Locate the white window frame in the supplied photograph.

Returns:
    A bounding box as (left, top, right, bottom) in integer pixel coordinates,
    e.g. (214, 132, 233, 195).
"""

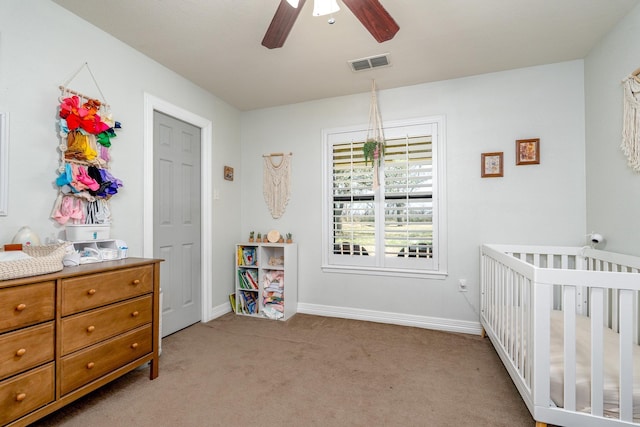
(321, 116, 447, 279)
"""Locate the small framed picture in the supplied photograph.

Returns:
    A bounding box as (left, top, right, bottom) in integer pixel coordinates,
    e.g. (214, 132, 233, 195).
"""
(481, 152, 504, 178)
(224, 166, 234, 181)
(516, 138, 540, 165)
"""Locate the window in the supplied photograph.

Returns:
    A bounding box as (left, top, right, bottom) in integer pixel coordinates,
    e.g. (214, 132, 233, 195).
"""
(322, 116, 447, 278)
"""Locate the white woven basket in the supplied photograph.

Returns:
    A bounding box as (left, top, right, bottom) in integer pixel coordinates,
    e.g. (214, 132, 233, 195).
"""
(0, 243, 68, 281)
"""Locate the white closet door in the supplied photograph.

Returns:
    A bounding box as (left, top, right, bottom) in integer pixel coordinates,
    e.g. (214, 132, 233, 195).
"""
(153, 111, 202, 336)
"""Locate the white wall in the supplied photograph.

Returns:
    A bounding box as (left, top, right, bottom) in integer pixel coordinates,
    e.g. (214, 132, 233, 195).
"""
(584, 3, 640, 257)
(241, 61, 586, 329)
(0, 0, 242, 312)
(2, 0, 615, 330)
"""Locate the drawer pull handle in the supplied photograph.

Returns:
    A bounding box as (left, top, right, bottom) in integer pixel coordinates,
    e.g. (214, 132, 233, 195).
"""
(15, 348, 27, 357)
(87, 289, 97, 295)
(132, 279, 141, 285)
(131, 342, 139, 349)
(15, 303, 27, 311)
(131, 311, 140, 317)
(87, 325, 96, 333)
(15, 393, 27, 402)
(86, 362, 95, 369)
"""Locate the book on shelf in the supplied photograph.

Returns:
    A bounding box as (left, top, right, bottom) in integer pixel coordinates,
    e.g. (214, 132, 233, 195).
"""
(237, 270, 249, 289)
(237, 270, 244, 288)
(229, 292, 237, 313)
(237, 246, 244, 266)
(244, 269, 258, 289)
(237, 269, 258, 290)
(242, 247, 256, 266)
(240, 290, 258, 314)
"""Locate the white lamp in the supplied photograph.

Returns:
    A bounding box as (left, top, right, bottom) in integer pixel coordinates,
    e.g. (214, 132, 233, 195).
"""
(286, 0, 299, 7)
(313, 0, 340, 16)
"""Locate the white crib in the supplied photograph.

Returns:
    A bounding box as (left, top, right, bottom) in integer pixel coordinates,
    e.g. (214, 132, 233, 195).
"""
(480, 244, 640, 427)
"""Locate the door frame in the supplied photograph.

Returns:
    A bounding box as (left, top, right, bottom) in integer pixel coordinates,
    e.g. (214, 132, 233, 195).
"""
(143, 93, 213, 323)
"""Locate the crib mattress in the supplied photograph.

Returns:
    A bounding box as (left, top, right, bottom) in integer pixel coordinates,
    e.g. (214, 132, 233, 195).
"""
(549, 310, 640, 421)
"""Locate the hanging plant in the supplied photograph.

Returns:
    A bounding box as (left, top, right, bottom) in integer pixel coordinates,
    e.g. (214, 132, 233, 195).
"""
(362, 80, 385, 192)
(363, 139, 384, 166)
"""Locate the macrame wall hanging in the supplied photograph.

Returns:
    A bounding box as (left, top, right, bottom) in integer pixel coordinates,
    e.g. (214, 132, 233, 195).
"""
(263, 152, 292, 219)
(51, 62, 123, 227)
(363, 80, 386, 190)
(621, 67, 640, 172)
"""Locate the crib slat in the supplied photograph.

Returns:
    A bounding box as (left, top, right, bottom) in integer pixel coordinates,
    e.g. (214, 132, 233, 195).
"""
(575, 257, 588, 316)
(634, 290, 640, 345)
(526, 277, 533, 387)
(496, 260, 502, 340)
(546, 254, 553, 269)
(612, 289, 620, 332)
(619, 289, 634, 422)
(563, 286, 577, 412)
(506, 274, 517, 360)
(590, 287, 604, 418)
(519, 274, 526, 379)
(533, 282, 553, 409)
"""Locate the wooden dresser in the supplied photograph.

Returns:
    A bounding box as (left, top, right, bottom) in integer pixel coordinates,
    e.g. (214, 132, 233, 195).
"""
(0, 258, 161, 426)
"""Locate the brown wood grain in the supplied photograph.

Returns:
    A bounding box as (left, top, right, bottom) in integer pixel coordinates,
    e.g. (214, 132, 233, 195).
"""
(342, 0, 399, 43)
(262, 0, 307, 49)
(0, 282, 55, 334)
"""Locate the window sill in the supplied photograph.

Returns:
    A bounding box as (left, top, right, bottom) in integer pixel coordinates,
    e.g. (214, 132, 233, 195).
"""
(321, 264, 448, 280)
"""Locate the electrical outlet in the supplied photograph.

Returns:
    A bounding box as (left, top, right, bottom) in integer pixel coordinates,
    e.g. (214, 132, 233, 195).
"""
(458, 279, 468, 292)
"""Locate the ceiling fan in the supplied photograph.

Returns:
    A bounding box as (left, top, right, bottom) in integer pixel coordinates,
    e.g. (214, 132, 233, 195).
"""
(262, 0, 399, 49)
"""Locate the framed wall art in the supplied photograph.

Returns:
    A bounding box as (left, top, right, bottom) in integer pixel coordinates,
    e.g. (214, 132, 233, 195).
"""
(516, 138, 540, 165)
(481, 152, 503, 178)
(224, 165, 234, 181)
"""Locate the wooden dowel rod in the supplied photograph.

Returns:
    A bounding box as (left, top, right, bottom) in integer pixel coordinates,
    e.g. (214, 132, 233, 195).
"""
(58, 86, 110, 108)
(262, 152, 293, 157)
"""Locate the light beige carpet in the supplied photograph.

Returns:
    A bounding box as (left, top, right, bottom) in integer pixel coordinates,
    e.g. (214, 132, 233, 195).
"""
(33, 313, 534, 426)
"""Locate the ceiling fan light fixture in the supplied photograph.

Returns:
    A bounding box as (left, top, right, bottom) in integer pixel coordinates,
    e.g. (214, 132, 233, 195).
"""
(286, 0, 300, 8)
(313, 0, 340, 17)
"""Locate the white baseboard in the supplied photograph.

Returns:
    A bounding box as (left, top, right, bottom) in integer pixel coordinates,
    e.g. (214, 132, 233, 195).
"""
(205, 301, 482, 336)
(205, 302, 232, 322)
(297, 303, 483, 336)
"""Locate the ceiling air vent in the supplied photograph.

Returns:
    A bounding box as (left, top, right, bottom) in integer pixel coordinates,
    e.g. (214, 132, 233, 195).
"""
(348, 54, 391, 72)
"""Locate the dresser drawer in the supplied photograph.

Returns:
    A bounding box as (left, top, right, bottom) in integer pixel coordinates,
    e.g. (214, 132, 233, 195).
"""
(61, 295, 153, 355)
(0, 322, 54, 381)
(0, 282, 55, 334)
(0, 362, 54, 426)
(60, 325, 152, 395)
(62, 265, 153, 315)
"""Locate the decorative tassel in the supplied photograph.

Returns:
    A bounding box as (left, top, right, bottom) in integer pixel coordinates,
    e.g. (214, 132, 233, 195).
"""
(621, 76, 640, 172)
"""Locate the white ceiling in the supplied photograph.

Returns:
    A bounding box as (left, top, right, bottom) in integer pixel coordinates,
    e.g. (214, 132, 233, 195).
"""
(52, 0, 638, 111)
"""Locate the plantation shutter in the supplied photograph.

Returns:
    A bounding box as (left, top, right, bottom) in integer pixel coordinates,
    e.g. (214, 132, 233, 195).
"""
(383, 135, 433, 264)
(331, 139, 377, 266)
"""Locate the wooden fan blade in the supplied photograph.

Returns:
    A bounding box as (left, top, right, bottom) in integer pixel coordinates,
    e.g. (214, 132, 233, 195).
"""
(262, 0, 307, 49)
(342, 0, 399, 43)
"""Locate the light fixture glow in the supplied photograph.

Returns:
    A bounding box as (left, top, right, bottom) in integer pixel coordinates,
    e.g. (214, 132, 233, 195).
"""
(313, 0, 339, 17)
(286, 0, 300, 7)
